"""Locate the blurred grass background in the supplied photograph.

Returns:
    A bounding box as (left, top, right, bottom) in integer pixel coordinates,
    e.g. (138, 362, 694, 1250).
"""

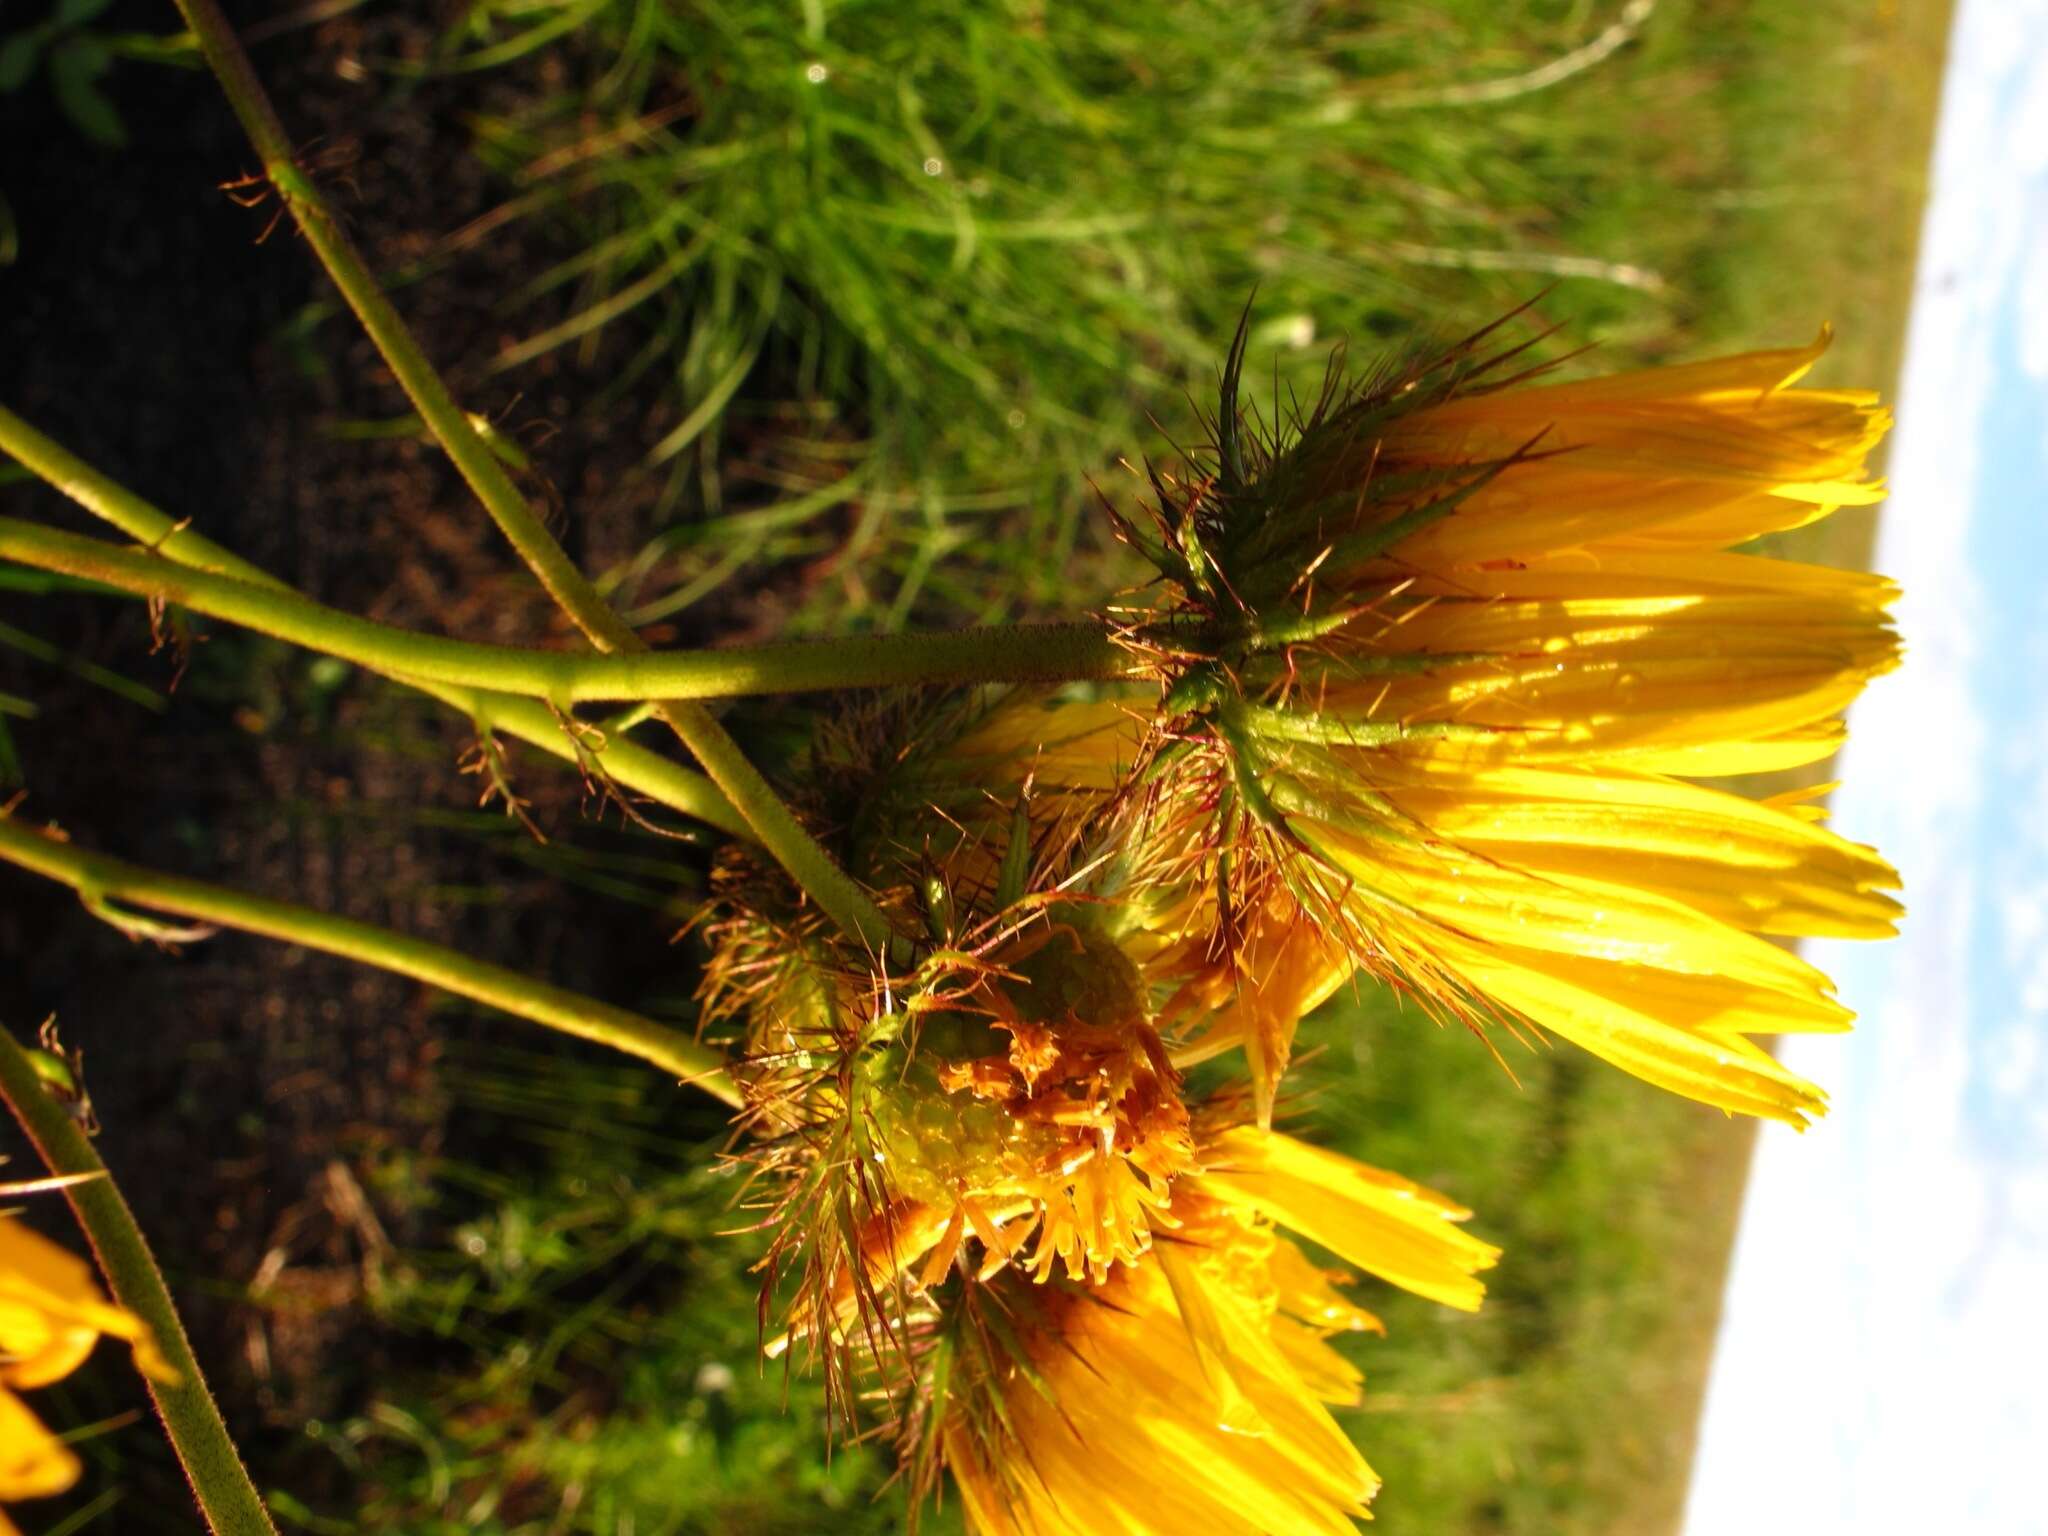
(5, 0, 1950, 1531)
(342, 0, 1945, 636)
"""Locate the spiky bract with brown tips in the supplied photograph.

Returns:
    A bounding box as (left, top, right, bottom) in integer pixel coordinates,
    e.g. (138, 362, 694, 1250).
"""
(693, 699, 1205, 1416)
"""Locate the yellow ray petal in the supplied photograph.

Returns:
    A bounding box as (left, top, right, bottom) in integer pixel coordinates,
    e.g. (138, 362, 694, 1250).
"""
(1438, 933, 1830, 1125)
(0, 1216, 172, 1388)
(1310, 823, 1848, 1003)
(1370, 761, 1901, 938)
(1194, 1129, 1500, 1311)
(0, 1387, 81, 1502)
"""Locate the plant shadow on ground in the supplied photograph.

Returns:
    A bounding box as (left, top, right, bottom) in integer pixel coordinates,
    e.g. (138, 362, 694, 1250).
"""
(0, 0, 1948, 1531)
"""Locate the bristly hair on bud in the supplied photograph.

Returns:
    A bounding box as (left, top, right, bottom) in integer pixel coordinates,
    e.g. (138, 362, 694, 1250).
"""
(1104, 293, 1569, 641)
(693, 692, 1210, 1425)
(961, 305, 1900, 1129)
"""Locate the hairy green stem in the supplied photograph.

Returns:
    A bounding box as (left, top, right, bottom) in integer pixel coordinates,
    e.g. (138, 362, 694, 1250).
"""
(0, 1026, 279, 1536)
(0, 816, 739, 1104)
(0, 517, 1128, 704)
(171, 0, 904, 953)
(418, 681, 755, 841)
(170, 0, 606, 634)
(0, 409, 753, 839)
(0, 402, 273, 586)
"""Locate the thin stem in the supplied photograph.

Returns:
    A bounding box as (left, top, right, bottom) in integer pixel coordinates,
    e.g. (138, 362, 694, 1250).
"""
(171, 0, 907, 953)
(0, 409, 753, 840)
(0, 402, 272, 586)
(0, 1026, 279, 1536)
(0, 815, 739, 1105)
(0, 517, 1129, 704)
(170, 0, 610, 636)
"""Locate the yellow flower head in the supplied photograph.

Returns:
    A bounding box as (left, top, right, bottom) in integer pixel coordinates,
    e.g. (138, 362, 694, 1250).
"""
(698, 715, 1204, 1395)
(696, 699, 1501, 1521)
(950, 322, 1901, 1127)
(1, 1211, 174, 1520)
(718, 901, 1199, 1321)
(908, 1119, 1498, 1535)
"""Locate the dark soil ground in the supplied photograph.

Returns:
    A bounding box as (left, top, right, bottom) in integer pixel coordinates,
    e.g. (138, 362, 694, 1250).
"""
(2, 3, 757, 1515)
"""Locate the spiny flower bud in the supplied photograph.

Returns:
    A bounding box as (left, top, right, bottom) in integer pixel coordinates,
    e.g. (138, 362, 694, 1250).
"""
(855, 918, 1196, 1285)
(709, 896, 1201, 1354)
(695, 705, 1211, 1379)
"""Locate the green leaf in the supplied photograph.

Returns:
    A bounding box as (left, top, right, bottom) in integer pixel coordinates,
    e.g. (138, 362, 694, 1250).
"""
(46, 35, 123, 147)
(0, 712, 21, 786)
(55, 0, 115, 28)
(0, 33, 44, 93)
(47, 35, 124, 147)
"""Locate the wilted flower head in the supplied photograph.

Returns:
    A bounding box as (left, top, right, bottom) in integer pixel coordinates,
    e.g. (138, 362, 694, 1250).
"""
(693, 687, 1502, 1525)
(950, 319, 1901, 1126)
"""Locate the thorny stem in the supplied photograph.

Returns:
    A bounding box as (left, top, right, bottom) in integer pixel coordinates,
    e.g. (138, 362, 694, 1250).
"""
(0, 815, 740, 1105)
(0, 408, 754, 841)
(0, 517, 1131, 706)
(0, 1026, 280, 1536)
(171, 0, 904, 955)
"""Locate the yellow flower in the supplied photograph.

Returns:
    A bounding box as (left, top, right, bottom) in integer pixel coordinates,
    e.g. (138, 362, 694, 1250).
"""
(702, 706, 1500, 1523)
(710, 724, 1492, 1348)
(0, 1387, 77, 1526)
(942, 1244, 1374, 1536)
(1, 1213, 173, 1526)
(928, 1123, 1497, 1535)
(717, 892, 1206, 1369)
(948, 328, 1901, 1127)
